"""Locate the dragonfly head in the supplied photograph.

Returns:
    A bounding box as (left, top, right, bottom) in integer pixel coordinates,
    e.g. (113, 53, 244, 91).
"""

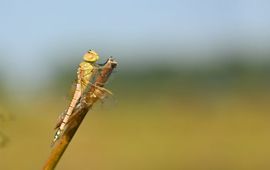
(83, 50, 99, 63)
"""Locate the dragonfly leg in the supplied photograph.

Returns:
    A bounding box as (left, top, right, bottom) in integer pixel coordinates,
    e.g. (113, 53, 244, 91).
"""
(88, 82, 113, 95)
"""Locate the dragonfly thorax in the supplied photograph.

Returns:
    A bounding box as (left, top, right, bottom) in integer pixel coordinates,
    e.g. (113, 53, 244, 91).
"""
(79, 61, 95, 92)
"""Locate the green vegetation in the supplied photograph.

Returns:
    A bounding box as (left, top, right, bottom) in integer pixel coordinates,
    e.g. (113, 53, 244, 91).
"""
(1, 58, 270, 169)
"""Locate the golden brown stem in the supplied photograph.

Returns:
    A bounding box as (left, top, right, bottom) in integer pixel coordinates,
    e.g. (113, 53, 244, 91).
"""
(42, 58, 117, 170)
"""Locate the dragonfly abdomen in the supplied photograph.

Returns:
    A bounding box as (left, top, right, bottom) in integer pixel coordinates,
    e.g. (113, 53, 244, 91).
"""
(52, 83, 82, 146)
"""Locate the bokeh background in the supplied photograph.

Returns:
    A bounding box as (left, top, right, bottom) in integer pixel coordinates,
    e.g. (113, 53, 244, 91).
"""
(1, 0, 270, 169)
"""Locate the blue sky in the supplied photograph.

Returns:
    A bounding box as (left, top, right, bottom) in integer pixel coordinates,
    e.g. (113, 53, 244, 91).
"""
(1, 0, 270, 60)
(1, 0, 270, 89)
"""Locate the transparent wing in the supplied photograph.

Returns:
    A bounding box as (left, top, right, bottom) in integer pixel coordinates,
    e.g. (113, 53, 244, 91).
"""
(54, 79, 77, 129)
(54, 109, 66, 129)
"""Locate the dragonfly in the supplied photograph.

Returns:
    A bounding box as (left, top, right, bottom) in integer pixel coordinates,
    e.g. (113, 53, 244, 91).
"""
(51, 50, 109, 146)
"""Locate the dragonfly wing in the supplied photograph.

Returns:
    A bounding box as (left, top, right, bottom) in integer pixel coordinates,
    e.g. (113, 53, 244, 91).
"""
(67, 80, 77, 101)
(54, 109, 67, 129)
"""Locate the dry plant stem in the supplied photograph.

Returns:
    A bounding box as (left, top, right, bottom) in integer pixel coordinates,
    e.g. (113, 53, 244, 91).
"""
(42, 59, 117, 170)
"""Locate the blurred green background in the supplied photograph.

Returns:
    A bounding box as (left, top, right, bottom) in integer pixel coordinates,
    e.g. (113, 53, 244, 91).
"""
(1, 0, 270, 170)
